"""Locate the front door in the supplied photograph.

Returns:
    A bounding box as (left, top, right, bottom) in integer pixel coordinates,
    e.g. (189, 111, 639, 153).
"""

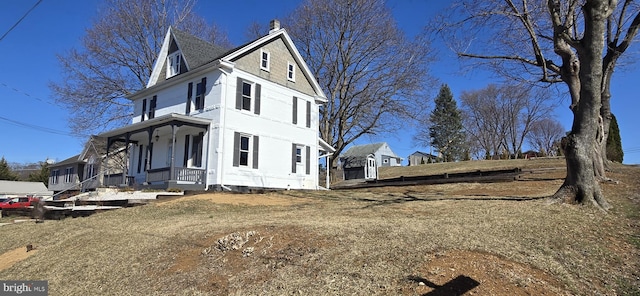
(366, 156, 377, 180)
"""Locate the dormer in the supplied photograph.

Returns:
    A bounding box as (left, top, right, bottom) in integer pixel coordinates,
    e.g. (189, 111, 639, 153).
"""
(147, 27, 229, 88)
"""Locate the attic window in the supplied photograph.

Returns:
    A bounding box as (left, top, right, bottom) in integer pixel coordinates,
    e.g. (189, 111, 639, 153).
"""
(260, 49, 270, 71)
(287, 62, 296, 82)
(167, 51, 182, 77)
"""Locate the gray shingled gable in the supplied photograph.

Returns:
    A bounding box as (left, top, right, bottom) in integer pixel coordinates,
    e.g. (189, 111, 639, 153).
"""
(170, 27, 229, 72)
(50, 154, 82, 168)
(341, 143, 386, 158)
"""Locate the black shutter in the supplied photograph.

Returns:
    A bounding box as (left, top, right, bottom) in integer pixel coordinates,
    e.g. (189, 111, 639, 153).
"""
(137, 145, 144, 173)
(150, 95, 157, 119)
(149, 142, 154, 169)
(306, 146, 311, 175)
(252, 135, 259, 169)
(141, 99, 147, 122)
(186, 82, 193, 114)
(233, 132, 240, 167)
(292, 97, 298, 124)
(254, 83, 261, 115)
(291, 143, 297, 173)
(235, 78, 242, 110)
(197, 77, 207, 109)
(183, 135, 189, 167)
(306, 101, 311, 128)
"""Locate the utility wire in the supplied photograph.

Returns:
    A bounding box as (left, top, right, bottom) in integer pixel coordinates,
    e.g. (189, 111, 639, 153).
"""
(0, 0, 44, 43)
(0, 115, 86, 137)
(0, 82, 57, 106)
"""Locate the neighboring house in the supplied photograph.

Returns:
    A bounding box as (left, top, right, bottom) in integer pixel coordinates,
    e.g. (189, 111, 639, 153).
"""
(408, 151, 441, 166)
(0, 180, 52, 199)
(339, 142, 402, 180)
(98, 20, 334, 191)
(48, 136, 127, 195)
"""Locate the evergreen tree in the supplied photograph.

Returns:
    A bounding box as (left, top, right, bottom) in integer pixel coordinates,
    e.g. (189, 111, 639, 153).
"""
(429, 84, 466, 162)
(28, 161, 51, 184)
(606, 113, 623, 163)
(0, 157, 19, 181)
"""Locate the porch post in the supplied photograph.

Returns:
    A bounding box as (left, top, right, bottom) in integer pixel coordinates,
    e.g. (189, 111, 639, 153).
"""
(145, 127, 153, 182)
(122, 133, 130, 186)
(169, 124, 178, 180)
(326, 155, 330, 189)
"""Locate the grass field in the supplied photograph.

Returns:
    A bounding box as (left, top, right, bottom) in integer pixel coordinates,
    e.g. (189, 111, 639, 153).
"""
(0, 159, 638, 295)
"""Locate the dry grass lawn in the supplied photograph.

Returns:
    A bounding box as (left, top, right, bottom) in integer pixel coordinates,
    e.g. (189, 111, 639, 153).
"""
(0, 159, 638, 295)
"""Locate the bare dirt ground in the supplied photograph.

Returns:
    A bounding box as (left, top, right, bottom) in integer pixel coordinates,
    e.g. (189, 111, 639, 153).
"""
(0, 159, 638, 295)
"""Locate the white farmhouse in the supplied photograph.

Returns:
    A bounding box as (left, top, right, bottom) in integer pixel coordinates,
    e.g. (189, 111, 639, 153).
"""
(99, 20, 334, 191)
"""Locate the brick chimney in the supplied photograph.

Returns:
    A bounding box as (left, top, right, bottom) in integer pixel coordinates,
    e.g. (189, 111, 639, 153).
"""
(269, 19, 280, 33)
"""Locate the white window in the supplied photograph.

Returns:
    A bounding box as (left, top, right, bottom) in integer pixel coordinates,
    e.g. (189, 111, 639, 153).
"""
(51, 169, 59, 184)
(287, 62, 296, 82)
(64, 167, 74, 183)
(296, 146, 303, 163)
(233, 132, 259, 169)
(167, 51, 182, 77)
(242, 81, 252, 111)
(260, 50, 270, 71)
(239, 135, 251, 166)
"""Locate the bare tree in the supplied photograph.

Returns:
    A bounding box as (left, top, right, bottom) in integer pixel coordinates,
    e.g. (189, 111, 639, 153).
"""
(50, 0, 230, 136)
(285, 0, 433, 167)
(436, 0, 639, 209)
(527, 118, 566, 156)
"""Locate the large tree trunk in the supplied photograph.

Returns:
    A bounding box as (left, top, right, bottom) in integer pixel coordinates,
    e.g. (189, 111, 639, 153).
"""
(552, 0, 611, 210)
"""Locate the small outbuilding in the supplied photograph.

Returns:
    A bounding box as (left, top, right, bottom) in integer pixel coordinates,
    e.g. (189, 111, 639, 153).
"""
(339, 142, 402, 180)
(0, 180, 52, 199)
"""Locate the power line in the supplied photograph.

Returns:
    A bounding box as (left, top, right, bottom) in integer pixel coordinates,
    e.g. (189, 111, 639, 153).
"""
(0, 82, 57, 106)
(0, 0, 44, 43)
(0, 115, 85, 137)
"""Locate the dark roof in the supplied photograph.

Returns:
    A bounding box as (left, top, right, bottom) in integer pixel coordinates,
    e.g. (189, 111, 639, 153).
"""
(170, 27, 230, 70)
(51, 154, 82, 168)
(410, 151, 438, 158)
(341, 143, 386, 158)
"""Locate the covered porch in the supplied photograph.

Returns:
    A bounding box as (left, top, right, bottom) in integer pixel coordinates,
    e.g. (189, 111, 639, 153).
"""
(98, 113, 211, 190)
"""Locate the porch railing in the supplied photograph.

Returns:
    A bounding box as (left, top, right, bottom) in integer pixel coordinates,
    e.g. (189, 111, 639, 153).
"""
(103, 173, 134, 187)
(146, 167, 205, 183)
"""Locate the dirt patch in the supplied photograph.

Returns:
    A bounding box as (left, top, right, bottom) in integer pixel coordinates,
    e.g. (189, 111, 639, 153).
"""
(151, 225, 328, 294)
(0, 247, 38, 272)
(403, 250, 566, 295)
(158, 192, 309, 207)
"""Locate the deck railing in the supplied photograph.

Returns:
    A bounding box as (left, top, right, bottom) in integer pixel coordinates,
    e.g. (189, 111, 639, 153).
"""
(146, 167, 205, 183)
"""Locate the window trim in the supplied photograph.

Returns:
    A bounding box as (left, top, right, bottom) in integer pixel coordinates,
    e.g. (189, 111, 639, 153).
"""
(260, 49, 270, 71)
(233, 132, 259, 169)
(287, 62, 296, 82)
(51, 169, 59, 184)
(167, 51, 182, 78)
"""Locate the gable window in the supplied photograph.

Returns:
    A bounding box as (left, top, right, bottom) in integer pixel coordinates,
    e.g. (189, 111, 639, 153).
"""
(260, 50, 270, 71)
(167, 51, 182, 77)
(287, 62, 296, 82)
(51, 169, 59, 184)
(233, 132, 259, 169)
(64, 167, 74, 183)
(86, 163, 96, 180)
(235, 78, 261, 115)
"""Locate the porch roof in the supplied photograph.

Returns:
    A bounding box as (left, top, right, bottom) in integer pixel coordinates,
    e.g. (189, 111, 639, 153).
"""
(97, 113, 211, 141)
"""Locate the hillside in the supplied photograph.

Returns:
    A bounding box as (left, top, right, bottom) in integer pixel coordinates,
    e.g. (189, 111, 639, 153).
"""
(0, 160, 638, 295)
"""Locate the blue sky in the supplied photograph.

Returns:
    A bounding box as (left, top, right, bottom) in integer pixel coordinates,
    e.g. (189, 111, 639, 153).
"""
(0, 0, 638, 165)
